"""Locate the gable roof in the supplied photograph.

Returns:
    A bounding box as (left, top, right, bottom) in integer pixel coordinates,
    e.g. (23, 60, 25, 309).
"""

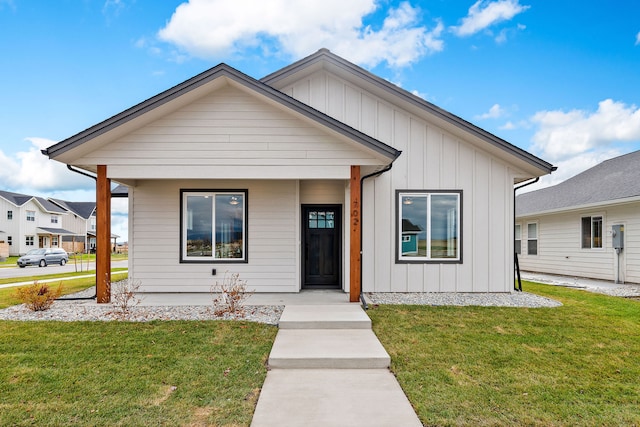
(34, 197, 67, 214)
(0, 190, 66, 214)
(49, 199, 96, 219)
(516, 150, 640, 216)
(42, 62, 400, 165)
(263, 49, 555, 179)
(0, 190, 32, 207)
(402, 219, 422, 233)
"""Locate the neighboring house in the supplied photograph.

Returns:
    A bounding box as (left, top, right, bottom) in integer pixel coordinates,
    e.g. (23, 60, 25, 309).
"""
(48, 199, 97, 253)
(401, 219, 421, 256)
(42, 49, 554, 302)
(0, 190, 75, 256)
(0, 230, 8, 260)
(516, 150, 640, 284)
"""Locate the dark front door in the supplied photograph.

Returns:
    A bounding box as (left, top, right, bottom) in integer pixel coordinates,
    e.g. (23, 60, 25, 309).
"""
(302, 205, 341, 288)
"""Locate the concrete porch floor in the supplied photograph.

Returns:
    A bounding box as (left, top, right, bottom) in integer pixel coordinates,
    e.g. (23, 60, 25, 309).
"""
(136, 289, 351, 306)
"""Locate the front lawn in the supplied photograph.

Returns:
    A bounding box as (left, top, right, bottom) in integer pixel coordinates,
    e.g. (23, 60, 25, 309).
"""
(368, 282, 640, 426)
(0, 272, 128, 309)
(0, 320, 277, 426)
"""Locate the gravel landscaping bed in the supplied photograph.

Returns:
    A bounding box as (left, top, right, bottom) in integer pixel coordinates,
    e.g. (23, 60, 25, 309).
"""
(0, 286, 284, 324)
(0, 285, 566, 323)
(366, 291, 562, 307)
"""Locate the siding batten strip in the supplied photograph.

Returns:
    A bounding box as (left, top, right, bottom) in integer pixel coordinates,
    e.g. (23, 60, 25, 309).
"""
(97, 165, 111, 303)
(350, 165, 361, 302)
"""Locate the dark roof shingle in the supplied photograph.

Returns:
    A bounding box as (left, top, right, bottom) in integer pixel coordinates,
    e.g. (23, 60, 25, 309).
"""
(516, 150, 640, 216)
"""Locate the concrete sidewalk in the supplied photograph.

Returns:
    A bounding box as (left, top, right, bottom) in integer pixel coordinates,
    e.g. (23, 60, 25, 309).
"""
(251, 303, 422, 427)
(521, 271, 640, 296)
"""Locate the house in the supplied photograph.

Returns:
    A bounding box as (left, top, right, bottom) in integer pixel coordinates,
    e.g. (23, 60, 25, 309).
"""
(41, 49, 554, 303)
(401, 219, 421, 255)
(48, 199, 97, 253)
(0, 190, 75, 256)
(516, 150, 640, 284)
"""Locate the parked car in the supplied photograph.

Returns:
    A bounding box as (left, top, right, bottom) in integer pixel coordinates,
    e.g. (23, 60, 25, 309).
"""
(17, 248, 69, 268)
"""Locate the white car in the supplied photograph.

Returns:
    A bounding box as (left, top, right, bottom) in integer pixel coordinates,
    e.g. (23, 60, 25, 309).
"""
(17, 248, 69, 268)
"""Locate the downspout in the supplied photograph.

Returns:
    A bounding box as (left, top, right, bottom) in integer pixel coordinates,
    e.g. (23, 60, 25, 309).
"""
(513, 177, 540, 292)
(57, 165, 98, 301)
(359, 162, 395, 309)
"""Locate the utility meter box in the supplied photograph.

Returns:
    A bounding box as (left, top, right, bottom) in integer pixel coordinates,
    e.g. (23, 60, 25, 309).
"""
(612, 225, 624, 249)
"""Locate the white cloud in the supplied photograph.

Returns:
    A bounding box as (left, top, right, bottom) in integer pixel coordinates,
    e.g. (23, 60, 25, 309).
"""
(451, 0, 530, 37)
(158, 0, 444, 68)
(500, 121, 516, 130)
(636, 31, 640, 45)
(0, 138, 93, 193)
(476, 103, 506, 120)
(530, 99, 640, 162)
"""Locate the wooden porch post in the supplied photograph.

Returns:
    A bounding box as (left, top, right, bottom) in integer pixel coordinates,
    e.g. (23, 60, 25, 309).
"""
(96, 165, 111, 303)
(350, 165, 361, 303)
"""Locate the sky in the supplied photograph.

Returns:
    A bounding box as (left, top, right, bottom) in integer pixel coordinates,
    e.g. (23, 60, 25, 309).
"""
(1, 0, 639, 241)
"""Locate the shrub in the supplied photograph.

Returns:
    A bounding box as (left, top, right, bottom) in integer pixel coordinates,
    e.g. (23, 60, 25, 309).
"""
(108, 278, 143, 320)
(211, 272, 253, 316)
(14, 281, 63, 311)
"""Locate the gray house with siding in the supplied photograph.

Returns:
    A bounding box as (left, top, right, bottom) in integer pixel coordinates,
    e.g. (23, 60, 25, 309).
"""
(516, 150, 640, 284)
(42, 49, 554, 302)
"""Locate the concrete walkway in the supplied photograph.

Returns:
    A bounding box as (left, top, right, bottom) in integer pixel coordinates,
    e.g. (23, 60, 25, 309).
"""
(251, 300, 422, 427)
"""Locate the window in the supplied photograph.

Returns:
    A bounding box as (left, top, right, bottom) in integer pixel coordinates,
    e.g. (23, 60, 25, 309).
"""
(181, 190, 247, 262)
(7, 210, 12, 220)
(26, 236, 34, 246)
(90, 217, 96, 231)
(581, 215, 603, 249)
(7, 236, 12, 246)
(52, 236, 59, 246)
(396, 190, 461, 262)
(515, 224, 522, 255)
(51, 215, 59, 224)
(26, 211, 35, 221)
(527, 223, 538, 255)
(308, 211, 335, 229)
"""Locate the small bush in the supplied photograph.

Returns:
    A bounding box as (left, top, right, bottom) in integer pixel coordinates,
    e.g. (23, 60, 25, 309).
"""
(14, 281, 63, 311)
(108, 278, 143, 319)
(211, 272, 253, 316)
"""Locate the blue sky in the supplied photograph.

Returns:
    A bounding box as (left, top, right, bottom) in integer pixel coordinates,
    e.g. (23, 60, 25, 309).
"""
(1, 0, 640, 238)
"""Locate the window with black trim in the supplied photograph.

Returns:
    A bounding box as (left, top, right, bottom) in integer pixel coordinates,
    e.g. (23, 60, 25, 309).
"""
(181, 190, 247, 262)
(7, 210, 12, 220)
(581, 215, 603, 249)
(397, 190, 461, 262)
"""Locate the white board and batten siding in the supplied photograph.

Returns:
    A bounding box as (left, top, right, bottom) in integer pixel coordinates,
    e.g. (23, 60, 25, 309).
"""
(74, 84, 385, 181)
(278, 70, 522, 293)
(518, 202, 640, 284)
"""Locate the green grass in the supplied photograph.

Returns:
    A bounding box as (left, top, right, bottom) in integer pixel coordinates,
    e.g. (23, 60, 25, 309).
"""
(0, 256, 19, 266)
(0, 320, 277, 426)
(0, 268, 128, 286)
(368, 281, 640, 426)
(0, 272, 128, 309)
